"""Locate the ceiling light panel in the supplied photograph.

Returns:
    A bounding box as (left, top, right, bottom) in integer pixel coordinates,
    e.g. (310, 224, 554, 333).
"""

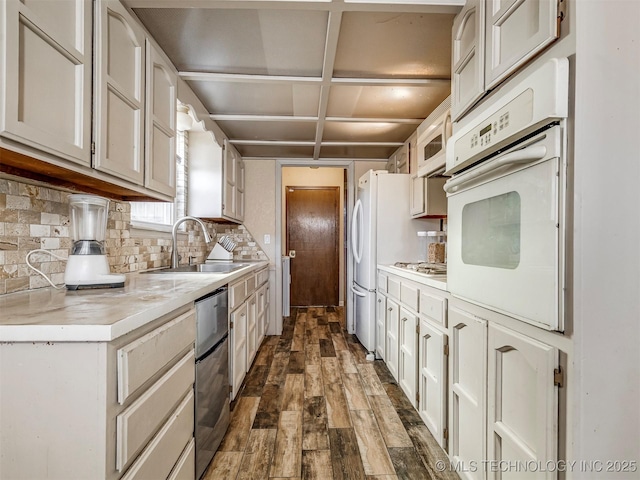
(326, 84, 450, 119)
(216, 120, 317, 142)
(322, 121, 417, 142)
(236, 145, 315, 158)
(187, 81, 321, 116)
(334, 12, 455, 78)
(133, 8, 328, 76)
(320, 145, 398, 159)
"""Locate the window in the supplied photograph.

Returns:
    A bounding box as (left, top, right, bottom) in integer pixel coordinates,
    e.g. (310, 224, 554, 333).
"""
(131, 131, 188, 231)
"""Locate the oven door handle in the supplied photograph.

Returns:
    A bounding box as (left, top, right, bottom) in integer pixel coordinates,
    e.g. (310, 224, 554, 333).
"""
(444, 144, 547, 193)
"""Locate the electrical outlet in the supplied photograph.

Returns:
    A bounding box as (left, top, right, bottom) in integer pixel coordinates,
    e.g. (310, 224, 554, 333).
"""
(264, 234, 271, 244)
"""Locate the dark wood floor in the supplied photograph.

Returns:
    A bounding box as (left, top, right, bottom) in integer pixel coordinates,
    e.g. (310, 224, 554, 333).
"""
(204, 307, 457, 480)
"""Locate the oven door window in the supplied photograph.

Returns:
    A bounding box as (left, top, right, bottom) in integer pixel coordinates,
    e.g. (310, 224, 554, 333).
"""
(461, 191, 521, 269)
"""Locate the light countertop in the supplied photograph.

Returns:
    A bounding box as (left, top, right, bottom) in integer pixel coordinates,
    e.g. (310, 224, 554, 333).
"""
(0, 261, 268, 343)
(378, 264, 448, 291)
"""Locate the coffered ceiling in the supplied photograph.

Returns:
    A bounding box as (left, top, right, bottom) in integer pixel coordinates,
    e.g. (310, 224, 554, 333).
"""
(126, 0, 462, 161)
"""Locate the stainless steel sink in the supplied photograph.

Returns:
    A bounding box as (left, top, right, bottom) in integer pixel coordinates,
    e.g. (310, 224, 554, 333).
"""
(144, 262, 250, 274)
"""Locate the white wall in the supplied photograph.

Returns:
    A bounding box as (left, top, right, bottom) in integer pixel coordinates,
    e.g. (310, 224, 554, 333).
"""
(244, 159, 278, 334)
(573, 1, 640, 473)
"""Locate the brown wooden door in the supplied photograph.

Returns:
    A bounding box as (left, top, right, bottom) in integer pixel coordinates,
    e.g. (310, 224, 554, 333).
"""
(286, 186, 339, 306)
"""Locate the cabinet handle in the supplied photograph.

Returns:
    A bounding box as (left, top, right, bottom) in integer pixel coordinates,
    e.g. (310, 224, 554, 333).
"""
(402, 317, 408, 322)
(241, 313, 246, 317)
(378, 299, 382, 303)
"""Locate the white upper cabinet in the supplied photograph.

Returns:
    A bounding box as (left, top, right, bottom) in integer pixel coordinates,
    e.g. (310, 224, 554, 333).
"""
(452, 0, 562, 121)
(144, 40, 177, 197)
(223, 140, 245, 223)
(94, 0, 146, 185)
(0, 0, 92, 165)
(487, 323, 559, 479)
(451, 0, 485, 122)
(484, 0, 560, 90)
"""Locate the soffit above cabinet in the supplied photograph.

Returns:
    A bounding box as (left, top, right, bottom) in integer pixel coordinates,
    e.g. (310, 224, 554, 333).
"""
(128, 0, 462, 161)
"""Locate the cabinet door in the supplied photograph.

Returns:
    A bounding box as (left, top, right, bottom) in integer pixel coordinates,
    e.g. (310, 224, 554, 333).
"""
(396, 143, 409, 174)
(223, 140, 237, 219)
(398, 306, 419, 406)
(375, 292, 387, 360)
(449, 306, 487, 480)
(385, 298, 400, 381)
(410, 175, 425, 217)
(419, 318, 448, 450)
(246, 294, 257, 371)
(1, 0, 92, 165)
(487, 323, 558, 479)
(425, 176, 448, 216)
(485, 0, 560, 89)
(235, 157, 245, 221)
(451, 0, 485, 121)
(408, 132, 418, 174)
(230, 303, 247, 400)
(145, 40, 177, 197)
(94, 0, 145, 185)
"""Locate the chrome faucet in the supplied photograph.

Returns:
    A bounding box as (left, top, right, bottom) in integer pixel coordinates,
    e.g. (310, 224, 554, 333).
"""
(171, 216, 214, 268)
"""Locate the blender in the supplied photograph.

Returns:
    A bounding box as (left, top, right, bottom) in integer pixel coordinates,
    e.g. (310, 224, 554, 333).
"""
(64, 194, 125, 290)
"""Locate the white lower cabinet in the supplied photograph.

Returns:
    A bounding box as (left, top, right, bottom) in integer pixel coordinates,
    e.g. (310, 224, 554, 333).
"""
(375, 292, 387, 360)
(449, 303, 561, 480)
(0, 306, 196, 480)
(229, 267, 270, 400)
(449, 306, 488, 480)
(385, 297, 400, 381)
(419, 317, 448, 450)
(230, 301, 248, 400)
(398, 306, 419, 406)
(487, 323, 559, 480)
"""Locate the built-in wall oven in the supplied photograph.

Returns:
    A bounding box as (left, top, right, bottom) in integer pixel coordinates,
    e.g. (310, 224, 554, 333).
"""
(444, 58, 569, 331)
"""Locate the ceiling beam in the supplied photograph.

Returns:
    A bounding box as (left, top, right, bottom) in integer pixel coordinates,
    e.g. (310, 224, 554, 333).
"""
(179, 71, 450, 86)
(313, 9, 343, 159)
(229, 139, 403, 146)
(125, 0, 463, 15)
(210, 114, 422, 123)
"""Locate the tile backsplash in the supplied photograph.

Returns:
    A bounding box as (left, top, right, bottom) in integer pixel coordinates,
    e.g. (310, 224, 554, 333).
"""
(0, 177, 267, 295)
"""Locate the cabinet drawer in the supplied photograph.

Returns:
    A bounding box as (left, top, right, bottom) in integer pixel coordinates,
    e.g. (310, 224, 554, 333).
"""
(121, 390, 194, 480)
(387, 276, 401, 299)
(400, 282, 419, 312)
(229, 279, 247, 310)
(117, 350, 195, 471)
(168, 438, 195, 480)
(378, 272, 388, 293)
(256, 267, 269, 286)
(420, 292, 447, 326)
(117, 309, 195, 404)
(246, 274, 257, 295)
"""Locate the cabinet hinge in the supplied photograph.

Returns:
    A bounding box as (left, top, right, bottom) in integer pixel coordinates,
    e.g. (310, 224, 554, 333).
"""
(443, 428, 449, 441)
(557, 0, 566, 22)
(416, 324, 420, 335)
(443, 344, 449, 356)
(91, 142, 95, 155)
(416, 391, 420, 403)
(229, 385, 233, 394)
(230, 321, 234, 329)
(554, 366, 564, 387)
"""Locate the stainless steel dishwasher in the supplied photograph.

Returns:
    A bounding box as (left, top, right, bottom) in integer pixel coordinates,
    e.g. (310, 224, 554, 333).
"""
(194, 287, 229, 479)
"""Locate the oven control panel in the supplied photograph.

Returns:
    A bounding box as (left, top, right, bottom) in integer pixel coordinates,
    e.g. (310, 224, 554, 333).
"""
(454, 89, 534, 169)
(445, 57, 569, 175)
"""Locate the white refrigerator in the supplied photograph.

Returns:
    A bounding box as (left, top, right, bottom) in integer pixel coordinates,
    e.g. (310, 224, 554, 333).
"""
(351, 170, 435, 355)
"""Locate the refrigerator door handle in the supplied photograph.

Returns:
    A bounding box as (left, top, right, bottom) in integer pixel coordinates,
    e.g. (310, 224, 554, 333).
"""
(351, 284, 367, 297)
(351, 199, 363, 264)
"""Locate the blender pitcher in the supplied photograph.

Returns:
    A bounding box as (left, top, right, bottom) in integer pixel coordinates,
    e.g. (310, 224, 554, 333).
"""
(64, 194, 125, 290)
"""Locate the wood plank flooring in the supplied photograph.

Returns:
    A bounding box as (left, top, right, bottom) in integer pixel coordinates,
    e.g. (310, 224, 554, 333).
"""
(204, 307, 457, 480)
